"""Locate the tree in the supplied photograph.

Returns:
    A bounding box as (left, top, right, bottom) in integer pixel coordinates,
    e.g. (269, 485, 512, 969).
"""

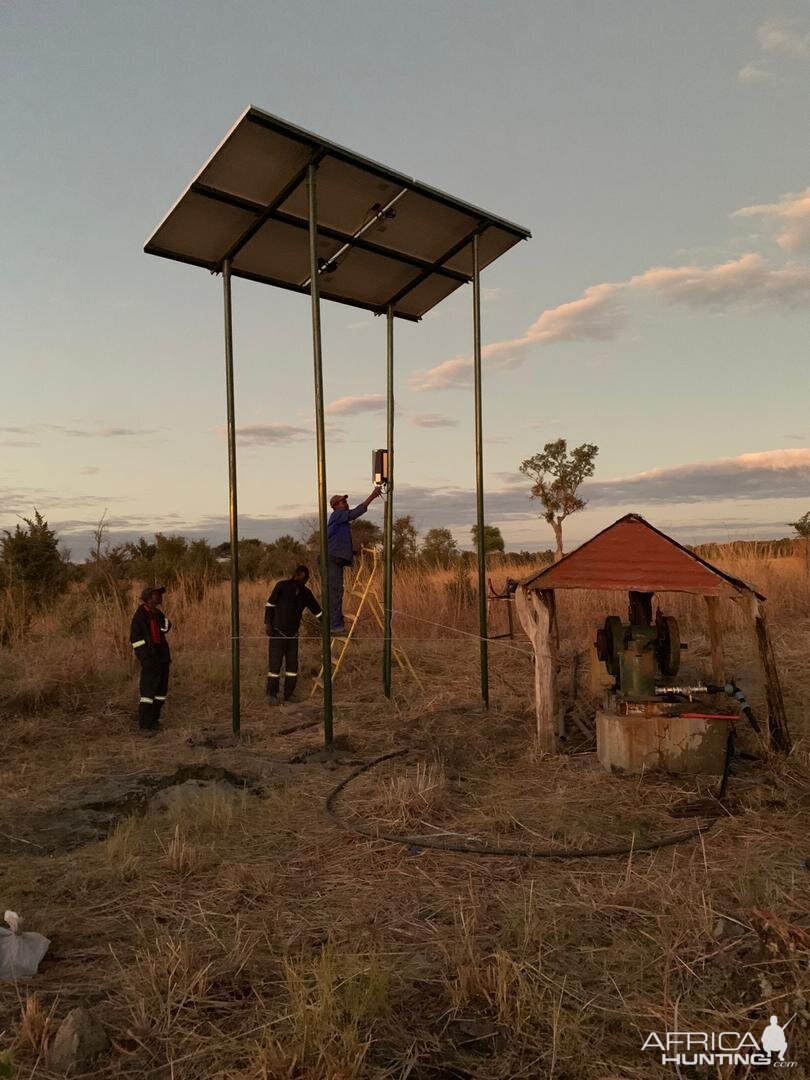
(351, 519, 383, 551)
(470, 523, 505, 555)
(421, 527, 458, 567)
(1, 510, 69, 604)
(519, 438, 598, 561)
(392, 515, 419, 561)
(124, 533, 219, 593)
(790, 511, 810, 538)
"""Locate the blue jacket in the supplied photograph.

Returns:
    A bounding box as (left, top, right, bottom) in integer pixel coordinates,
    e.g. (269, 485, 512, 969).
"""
(327, 504, 368, 564)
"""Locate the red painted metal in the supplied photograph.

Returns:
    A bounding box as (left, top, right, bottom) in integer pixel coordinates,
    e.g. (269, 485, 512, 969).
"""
(522, 514, 765, 599)
(680, 713, 738, 721)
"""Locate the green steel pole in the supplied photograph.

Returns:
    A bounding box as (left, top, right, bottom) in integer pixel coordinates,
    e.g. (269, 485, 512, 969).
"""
(383, 303, 394, 697)
(307, 163, 334, 746)
(472, 234, 489, 708)
(222, 259, 241, 735)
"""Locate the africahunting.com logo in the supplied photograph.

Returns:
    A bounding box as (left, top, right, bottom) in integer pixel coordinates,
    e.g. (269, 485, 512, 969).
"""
(642, 1014, 797, 1068)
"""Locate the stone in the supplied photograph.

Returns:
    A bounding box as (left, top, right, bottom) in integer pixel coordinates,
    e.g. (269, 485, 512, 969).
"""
(48, 1006, 108, 1074)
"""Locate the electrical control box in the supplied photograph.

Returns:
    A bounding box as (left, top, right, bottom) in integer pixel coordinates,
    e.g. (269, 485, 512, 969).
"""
(372, 449, 389, 487)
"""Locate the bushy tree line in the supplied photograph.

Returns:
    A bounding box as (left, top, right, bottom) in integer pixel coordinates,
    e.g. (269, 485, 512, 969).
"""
(1, 511, 546, 629)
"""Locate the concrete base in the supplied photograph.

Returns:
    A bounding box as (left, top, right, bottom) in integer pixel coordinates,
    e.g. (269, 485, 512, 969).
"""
(596, 710, 730, 775)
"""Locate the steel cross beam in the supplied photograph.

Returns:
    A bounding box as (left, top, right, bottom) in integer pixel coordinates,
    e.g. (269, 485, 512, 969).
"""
(383, 222, 489, 309)
(217, 152, 324, 267)
(190, 181, 470, 285)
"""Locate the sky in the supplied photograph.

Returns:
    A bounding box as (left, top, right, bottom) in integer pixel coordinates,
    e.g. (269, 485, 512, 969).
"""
(2, 0, 809, 556)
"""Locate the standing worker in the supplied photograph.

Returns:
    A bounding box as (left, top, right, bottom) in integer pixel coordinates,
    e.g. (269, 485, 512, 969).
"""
(265, 565, 322, 703)
(129, 585, 172, 732)
(326, 488, 381, 635)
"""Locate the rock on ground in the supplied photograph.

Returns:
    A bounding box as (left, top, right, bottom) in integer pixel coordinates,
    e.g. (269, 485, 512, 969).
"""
(48, 1006, 108, 1074)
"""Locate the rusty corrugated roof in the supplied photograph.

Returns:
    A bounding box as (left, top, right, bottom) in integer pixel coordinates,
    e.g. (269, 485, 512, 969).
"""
(521, 514, 765, 599)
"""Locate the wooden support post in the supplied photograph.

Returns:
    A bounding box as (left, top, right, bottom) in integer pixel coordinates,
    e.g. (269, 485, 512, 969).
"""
(542, 589, 564, 737)
(746, 594, 791, 753)
(704, 595, 726, 685)
(515, 586, 558, 754)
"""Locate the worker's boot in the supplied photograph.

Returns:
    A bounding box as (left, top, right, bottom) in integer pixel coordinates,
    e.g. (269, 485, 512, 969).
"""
(138, 699, 155, 730)
(283, 673, 299, 702)
(266, 675, 280, 704)
(152, 697, 166, 725)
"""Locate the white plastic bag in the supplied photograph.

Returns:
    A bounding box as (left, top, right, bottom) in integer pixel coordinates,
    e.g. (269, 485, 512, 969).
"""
(0, 910, 50, 980)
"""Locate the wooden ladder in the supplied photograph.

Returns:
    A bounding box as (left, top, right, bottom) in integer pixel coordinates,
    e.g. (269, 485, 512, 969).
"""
(310, 546, 423, 696)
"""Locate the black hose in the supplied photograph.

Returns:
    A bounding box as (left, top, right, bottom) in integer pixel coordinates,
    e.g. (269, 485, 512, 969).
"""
(324, 749, 719, 860)
(706, 681, 762, 736)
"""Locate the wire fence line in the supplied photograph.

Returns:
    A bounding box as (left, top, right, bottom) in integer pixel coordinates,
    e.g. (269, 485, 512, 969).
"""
(231, 606, 534, 658)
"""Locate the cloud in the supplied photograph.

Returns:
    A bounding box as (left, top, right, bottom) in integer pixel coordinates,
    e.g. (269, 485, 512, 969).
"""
(733, 188, 810, 254)
(737, 63, 774, 84)
(1, 423, 161, 439)
(325, 394, 386, 416)
(413, 248, 810, 391)
(231, 423, 310, 445)
(80, 466, 100, 475)
(63, 426, 161, 438)
(757, 18, 810, 59)
(409, 413, 459, 428)
(31, 448, 809, 556)
(525, 283, 625, 344)
(410, 356, 474, 391)
(410, 283, 624, 391)
(0, 486, 118, 527)
(628, 253, 810, 308)
(582, 448, 810, 505)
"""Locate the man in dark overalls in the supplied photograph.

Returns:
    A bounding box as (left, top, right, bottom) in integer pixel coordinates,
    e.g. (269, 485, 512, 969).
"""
(129, 585, 172, 731)
(264, 565, 322, 703)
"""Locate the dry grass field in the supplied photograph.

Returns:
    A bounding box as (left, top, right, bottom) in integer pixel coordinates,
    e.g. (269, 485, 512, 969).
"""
(0, 548, 808, 1077)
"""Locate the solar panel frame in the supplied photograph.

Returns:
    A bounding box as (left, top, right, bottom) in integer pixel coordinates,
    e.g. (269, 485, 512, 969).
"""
(145, 106, 531, 320)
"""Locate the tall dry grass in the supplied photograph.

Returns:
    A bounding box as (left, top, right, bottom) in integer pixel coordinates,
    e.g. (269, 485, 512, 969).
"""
(1, 547, 808, 732)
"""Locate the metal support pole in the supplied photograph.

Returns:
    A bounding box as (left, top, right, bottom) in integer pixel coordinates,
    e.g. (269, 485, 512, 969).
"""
(222, 259, 241, 735)
(383, 303, 394, 697)
(472, 234, 489, 707)
(308, 163, 334, 746)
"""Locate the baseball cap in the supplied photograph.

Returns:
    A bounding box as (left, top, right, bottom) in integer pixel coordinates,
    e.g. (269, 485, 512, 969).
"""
(329, 494, 349, 508)
(140, 585, 166, 602)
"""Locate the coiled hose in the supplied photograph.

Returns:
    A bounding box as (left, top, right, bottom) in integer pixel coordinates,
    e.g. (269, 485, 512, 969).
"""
(324, 748, 723, 861)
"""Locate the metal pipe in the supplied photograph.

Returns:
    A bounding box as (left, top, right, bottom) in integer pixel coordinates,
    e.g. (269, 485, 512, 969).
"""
(383, 303, 394, 697)
(222, 259, 241, 735)
(472, 234, 489, 708)
(308, 163, 334, 746)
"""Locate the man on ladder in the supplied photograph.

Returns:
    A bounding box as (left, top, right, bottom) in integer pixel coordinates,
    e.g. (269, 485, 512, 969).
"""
(326, 488, 381, 635)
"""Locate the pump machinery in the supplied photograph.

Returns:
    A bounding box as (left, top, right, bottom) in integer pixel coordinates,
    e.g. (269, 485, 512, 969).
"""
(595, 610, 684, 706)
(592, 593, 753, 775)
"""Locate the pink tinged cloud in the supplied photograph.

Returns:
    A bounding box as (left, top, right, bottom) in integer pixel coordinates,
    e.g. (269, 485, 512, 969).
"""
(410, 284, 623, 391)
(733, 189, 810, 254)
(325, 394, 386, 415)
(756, 19, 810, 58)
(737, 63, 773, 84)
(629, 253, 810, 308)
(409, 413, 459, 428)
